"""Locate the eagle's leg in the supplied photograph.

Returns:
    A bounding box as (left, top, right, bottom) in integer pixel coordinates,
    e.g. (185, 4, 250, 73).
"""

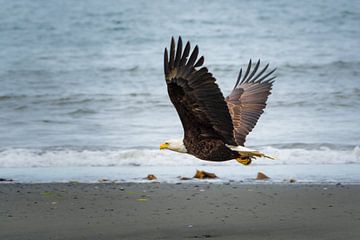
(236, 156, 253, 166)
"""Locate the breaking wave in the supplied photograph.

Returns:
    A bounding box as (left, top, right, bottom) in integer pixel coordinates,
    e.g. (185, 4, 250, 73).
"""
(0, 145, 359, 168)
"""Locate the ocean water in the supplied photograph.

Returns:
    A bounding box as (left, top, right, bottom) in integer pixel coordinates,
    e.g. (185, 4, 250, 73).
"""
(0, 0, 359, 182)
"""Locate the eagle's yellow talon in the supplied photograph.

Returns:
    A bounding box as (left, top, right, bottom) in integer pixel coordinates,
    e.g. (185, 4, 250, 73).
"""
(236, 158, 252, 166)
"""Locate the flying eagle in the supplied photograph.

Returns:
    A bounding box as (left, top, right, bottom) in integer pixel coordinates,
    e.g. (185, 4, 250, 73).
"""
(160, 37, 276, 165)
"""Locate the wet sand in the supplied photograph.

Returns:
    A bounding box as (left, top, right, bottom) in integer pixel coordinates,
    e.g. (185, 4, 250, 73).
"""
(1, 183, 359, 240)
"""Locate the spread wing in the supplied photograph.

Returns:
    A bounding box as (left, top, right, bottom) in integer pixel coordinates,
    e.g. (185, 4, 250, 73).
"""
(226, 60, 276, 146)
(164, 37, 236, 145)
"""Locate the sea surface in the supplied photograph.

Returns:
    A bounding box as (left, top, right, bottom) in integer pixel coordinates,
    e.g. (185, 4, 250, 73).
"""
(0, 0, 359, 182)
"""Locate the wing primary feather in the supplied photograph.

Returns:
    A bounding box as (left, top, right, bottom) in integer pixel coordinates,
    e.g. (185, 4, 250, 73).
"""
(234, 68, 242, 90)
(180, 41, 190, 66)
(226, 59, 276, 145)
(187, 45, 199, 67)
(169, 37, 175, 69)
(164, 48, 169, 75)
(264, 76, 277, 83)
(245, 59, 260, 82)
(256, 68, 277, 83)
(174, 36, 182, 67)
(241, 59, 252, 84)
(194, 56, 204, 68)
(164, 37, 240, 145)
(252, 63, 269, 82)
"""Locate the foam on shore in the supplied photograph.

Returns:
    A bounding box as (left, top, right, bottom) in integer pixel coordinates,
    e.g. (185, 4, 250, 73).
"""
(0, 145, 359, 168)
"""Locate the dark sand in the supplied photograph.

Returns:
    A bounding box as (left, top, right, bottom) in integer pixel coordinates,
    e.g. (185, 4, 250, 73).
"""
(1, 183, 359, 240)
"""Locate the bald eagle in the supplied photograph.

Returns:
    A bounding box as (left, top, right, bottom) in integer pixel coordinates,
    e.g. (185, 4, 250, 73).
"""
(160, 37, 276, 165)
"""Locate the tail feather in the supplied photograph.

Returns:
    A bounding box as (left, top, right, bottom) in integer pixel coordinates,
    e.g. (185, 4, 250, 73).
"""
(226, 145, 276, 160)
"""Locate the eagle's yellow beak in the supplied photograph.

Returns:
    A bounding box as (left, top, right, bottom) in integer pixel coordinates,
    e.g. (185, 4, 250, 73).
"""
(159, 143, 168, 150)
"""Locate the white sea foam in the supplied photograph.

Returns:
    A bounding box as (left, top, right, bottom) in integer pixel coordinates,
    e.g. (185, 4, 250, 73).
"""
(260, 146, 360, 165)
(0, 146, 359, 168)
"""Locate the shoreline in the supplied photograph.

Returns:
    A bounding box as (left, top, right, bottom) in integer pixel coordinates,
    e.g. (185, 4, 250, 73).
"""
(1, 183, 359, 240)
(1, 164, 360, 184)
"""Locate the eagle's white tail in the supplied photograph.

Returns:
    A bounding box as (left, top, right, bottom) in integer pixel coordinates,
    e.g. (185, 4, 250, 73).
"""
(225, 145, 276, 160)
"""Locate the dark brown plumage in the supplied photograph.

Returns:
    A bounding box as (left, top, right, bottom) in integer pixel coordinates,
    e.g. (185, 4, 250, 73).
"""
(164, 37, 276, 161)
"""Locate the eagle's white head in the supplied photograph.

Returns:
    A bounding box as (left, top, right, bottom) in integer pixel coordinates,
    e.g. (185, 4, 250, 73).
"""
(160, 139, 187, 153)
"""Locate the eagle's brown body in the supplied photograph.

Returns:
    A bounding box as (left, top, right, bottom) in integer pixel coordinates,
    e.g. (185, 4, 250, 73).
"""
(184, 136, 239, 161)
(164, 37, 276, 162)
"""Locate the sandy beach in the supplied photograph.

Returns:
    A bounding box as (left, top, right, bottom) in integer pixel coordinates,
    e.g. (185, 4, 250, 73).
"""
(1, 183, 359, 240)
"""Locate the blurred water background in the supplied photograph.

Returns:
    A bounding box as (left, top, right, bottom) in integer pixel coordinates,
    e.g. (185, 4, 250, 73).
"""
(0, 0, 359, 182)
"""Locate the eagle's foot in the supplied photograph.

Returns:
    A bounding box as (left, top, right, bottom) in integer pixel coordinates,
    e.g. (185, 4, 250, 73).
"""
(236, 157, 253, 166)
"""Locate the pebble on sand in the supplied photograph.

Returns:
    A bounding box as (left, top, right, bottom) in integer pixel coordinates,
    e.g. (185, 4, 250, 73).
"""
(98, 179, 111, 183)
(193, 170, 218, 179)
(145, 174, 157, 180)
(180, 177, 192, 181)
(256, 172, 270, 180)
(0, 178, 13, 182)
